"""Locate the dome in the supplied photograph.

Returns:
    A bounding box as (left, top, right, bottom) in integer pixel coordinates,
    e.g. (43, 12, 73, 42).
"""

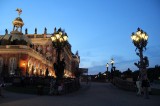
(12, 17, 24, 27)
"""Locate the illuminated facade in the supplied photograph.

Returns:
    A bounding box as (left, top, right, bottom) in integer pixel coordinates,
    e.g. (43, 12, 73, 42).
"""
(0, 9, 80, 78)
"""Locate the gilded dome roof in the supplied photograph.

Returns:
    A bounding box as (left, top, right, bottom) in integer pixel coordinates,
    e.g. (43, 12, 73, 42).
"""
(12, 17, 24, 27)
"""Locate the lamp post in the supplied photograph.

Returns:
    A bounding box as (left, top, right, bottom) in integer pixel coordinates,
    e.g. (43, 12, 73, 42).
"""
(106, 63, 109, 72)
(110, 58, 114, 80)
(131, 27, 149, 98)
(131, 27, 149, 75)
(110, 58, 114, 70)
(51, 28, 68, 82)
(105, 63, 109, 81)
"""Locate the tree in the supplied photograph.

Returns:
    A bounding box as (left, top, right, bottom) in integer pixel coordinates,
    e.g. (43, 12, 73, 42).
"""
(122, 68, 132, 78)
(113, 70, 121, 77)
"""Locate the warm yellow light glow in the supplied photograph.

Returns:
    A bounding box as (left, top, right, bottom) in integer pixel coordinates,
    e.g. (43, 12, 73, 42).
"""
(22, 63, 26, 66)
(141, 33, 145, 39)
(131, 35, 136, 40)
(144, 36, 148, 40)
(59, 32, 62, 36)
(131, 28, 148, 48)
(34, 70, 36, 74)
(51, 36, 56, 41)
(135, 37, 139, 41)
(63, 35, 68, 41)
(136, 31, 141, 35)
(64, 73, 70, 78)
(55, 34, 60, 39)
(59, 38, 63, 42)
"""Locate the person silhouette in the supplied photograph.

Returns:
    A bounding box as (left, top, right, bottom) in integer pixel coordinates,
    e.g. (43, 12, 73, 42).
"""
(136, 76, 142, 96)
(45, 67, 49, 77)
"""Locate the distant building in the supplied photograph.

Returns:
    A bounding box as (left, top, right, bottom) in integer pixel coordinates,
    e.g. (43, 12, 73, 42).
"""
(79, 68, 88, 75)
(0, 9, 80, 78)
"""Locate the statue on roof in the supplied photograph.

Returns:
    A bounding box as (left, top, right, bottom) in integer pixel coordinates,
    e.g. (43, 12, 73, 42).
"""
(58, 27, 62, 32)
(16, 8, 22, 17)
(11, 8, 24, 33)
(25, 28, 28, 34)
(54, 27, 56, 33)
(76, 50, 79, 56)
(35, 28, 37, 34)
(44, 27, 47, 34)
(5, 29, 8, 35)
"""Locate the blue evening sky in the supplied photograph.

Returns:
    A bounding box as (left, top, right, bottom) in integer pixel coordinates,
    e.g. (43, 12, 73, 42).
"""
(0, 0, 160, 74)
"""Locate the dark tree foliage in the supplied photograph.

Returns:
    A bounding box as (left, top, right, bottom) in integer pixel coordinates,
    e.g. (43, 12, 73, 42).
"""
(122, 68, 132, 78)
(113, 70, 121, 77)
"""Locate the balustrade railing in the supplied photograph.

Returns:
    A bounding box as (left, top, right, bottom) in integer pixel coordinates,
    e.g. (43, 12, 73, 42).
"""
(0, 45, 52, 66)
(113, 77, 136, 91)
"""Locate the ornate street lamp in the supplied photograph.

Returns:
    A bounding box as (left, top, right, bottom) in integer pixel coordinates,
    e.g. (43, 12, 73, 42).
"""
(131, 28, 150, 98)
(51, 27, 68, 81)
(110, 58, 114, 70)
(105, 63, 109, 81)
(110, 58, 114, 80)
(131, 27, 149, 81)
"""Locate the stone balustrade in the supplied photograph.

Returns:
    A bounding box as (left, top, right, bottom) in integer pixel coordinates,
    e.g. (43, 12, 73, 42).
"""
(0, 45, 52, 67)
(113, 77, 136, 91)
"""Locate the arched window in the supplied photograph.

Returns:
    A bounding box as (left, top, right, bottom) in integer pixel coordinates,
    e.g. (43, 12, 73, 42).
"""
(9, 57, 17, 75)
(0, 57, 3, 74)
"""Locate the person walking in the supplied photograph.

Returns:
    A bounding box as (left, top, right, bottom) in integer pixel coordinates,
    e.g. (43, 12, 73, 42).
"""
(142, 77, 150, 99)
(141, 69, 150, 99)
(136, 76, 142, 96)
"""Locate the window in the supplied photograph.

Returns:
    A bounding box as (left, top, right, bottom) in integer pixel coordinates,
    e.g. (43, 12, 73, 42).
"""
(9, 57, 17, 75)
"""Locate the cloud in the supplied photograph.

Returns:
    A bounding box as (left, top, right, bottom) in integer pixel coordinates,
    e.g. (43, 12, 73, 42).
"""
(110, 55, 126, 63)
(89, 65, 105, 75)
(88, 59, 139, 75)
(79, 49, 108, 68)
(88, 53, 160, 75)
(80, 45, 160, 75)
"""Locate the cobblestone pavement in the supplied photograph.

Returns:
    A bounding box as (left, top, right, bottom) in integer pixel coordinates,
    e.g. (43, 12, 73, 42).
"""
(0, 82, 160, 106)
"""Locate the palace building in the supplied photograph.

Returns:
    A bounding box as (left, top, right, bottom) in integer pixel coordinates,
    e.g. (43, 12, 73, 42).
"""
(0, 9, 80, 78)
